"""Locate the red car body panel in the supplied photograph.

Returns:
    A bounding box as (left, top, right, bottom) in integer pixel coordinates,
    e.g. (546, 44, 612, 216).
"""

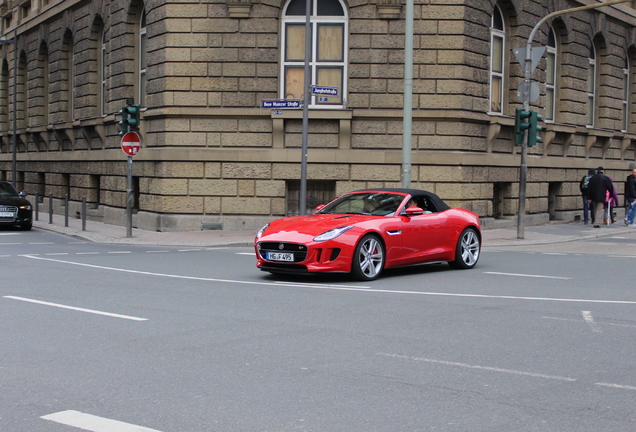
(255, 189, 481, 276)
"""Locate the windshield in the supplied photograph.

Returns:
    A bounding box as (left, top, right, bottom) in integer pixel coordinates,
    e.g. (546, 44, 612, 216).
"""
(0, 182, 18, 197)
(317, 192, 406, 216)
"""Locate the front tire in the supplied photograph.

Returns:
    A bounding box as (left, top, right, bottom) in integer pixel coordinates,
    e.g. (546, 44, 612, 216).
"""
(351, 234, 385, 281)
(20, 222, 32, 231)
(449, 228, 480, 269)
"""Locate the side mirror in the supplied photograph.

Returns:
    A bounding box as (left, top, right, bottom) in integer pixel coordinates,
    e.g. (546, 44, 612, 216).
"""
(405, 206, 424, 215)
(19, 191, 27, 198)
(315, 204, 326, 213)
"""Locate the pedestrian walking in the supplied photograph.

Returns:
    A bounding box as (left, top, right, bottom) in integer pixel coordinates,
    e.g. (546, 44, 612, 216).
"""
(587, 166, 614, 228)
(604, 177, 619, 225)
(580, 168, 595, 224)
(625, 167, 636, 227)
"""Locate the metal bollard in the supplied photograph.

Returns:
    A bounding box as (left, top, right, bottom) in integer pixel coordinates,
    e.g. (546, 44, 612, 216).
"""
(48, 193, 53, 224)
(82, 196, 86, 231)
(64, 194, 69, 227)
(34, 192, 39, 221)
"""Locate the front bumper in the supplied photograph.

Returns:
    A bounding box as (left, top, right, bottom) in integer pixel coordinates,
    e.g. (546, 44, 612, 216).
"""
(255, 239, 353, 274)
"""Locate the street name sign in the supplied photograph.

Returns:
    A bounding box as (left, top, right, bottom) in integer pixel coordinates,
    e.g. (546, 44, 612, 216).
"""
(311, 86, 339, 97)
(261, 99, 302, 109)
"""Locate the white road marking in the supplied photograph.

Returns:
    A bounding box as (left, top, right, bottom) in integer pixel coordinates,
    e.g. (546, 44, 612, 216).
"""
(543, 252, 567, 255)
(146, 250, 170, 253)
(484, 271, 571, 280)
(76, 252, 100, 255)
(177, 248, 201, 252)
(29, 242, 54, 245)
(1, 242, 22, 245)
(3, 296, 148, 321)
(236, 252, 255, 255)
(0, 232, 19, 236)
(20, 255, 636, 305)
(582, 311, 602, 333)
(596, 382, 636, 391)
(376, 352, 577, 382)
(41, 410, 163, 432)
(542, 316, 636, 329)
(108, 251, 132, 254)
(608, 255, 636, 259)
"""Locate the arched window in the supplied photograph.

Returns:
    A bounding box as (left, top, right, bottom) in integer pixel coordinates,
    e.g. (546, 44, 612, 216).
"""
(622, 57, 629, 132)
(1, 60, 8, 132)
(587, 45, 597, 127)
(37, 42, 49, 126)
(18, 51, 26, 129)
(545, 27, 557, 122)
(139, 8, 147, 107)
(489, 5, 505, 114)
(62, 30, 74, 122)
(281, 0, 348, 107)
(101, 30, 106, 115)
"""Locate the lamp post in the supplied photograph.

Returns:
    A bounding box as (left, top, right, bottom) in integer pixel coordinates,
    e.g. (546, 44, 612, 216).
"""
(0, 29, 17, 188)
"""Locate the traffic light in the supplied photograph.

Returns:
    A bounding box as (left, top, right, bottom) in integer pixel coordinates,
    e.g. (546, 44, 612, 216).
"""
(118, 99, 141, 136)
(528, 110, 543, 147)
(514, 107, 531, 146)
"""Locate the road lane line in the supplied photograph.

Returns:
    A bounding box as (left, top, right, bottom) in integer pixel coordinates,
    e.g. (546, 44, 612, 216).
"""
(29, 242, 54, 245)
(108, 251, 132, 254)
(178, 248, 201, 252)
(582, 311, 602, 333)
(3, 296, 147, 321)
(76, 252, 100, 255)
(596, 382, 636, 391)
(236, 252, 255, 255)
(542, 316, 636, 329)
(146, 250, 170, 253)
(484, 271, 571, 280)
(376, 352, 577, 382)
(41, 410, 163, 431)
(20, 255, 636, 305)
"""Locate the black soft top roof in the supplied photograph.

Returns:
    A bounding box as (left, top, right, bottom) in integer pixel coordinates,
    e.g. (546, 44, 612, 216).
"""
(351, 188, 450, 211)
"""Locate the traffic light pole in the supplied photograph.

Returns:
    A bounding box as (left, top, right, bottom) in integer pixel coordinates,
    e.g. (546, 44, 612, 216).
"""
(516, 0, 629, 239)
(126, 156, 133, 238)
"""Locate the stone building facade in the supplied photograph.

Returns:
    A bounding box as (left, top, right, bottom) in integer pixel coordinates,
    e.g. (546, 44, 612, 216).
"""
(0, 0, 635, 231)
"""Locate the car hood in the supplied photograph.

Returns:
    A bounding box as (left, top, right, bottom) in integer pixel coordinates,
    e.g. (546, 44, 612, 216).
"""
(0, 196, 30, 207)
(262, 213, 375, 238)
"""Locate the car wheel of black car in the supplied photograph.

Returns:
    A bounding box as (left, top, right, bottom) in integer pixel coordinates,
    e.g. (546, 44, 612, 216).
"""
(450, 227, 480, 269)
(351, 234, 385, 281)
(20, 222, 32, 231)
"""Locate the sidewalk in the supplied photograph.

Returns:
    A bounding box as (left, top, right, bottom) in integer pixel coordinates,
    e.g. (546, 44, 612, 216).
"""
(32, 213, 636, 248)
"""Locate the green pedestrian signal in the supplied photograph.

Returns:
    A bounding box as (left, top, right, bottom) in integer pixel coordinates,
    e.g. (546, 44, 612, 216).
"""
(514, 107, 531, 146)
(528, 111, 543, 147)
(118, 99, 141, 136)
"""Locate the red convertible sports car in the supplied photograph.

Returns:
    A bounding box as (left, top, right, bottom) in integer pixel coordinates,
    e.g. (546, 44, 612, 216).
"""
(255, 188, 481, 280)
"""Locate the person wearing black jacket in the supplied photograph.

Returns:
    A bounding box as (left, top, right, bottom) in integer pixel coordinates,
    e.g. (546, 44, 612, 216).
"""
(579, 168, 595, 224)
(587, 166, 614, 228)
(625, 168, 636, 227)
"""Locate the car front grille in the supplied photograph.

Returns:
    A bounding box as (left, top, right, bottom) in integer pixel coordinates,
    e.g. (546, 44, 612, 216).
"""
(0, 206, 17, 221)
(258, 242, 308, 263)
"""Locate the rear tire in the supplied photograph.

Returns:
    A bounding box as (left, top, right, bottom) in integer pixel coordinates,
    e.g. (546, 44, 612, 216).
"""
(351, 234, 385, 281)
(449, 228, 480, 269)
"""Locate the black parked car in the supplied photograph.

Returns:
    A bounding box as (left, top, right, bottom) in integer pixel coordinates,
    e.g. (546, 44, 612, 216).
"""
(0, 181, 33, 230)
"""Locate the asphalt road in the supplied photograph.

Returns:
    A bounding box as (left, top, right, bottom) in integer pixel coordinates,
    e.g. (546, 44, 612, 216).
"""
(1, 228, 635, 431)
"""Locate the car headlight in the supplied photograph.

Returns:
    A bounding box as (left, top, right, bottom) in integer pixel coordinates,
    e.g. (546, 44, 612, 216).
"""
(314, 226, 353, 242)
(256, 223, 270, 239)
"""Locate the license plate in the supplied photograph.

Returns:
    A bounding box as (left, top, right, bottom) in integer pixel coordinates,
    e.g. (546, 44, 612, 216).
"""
(267, 252, 294, 262)
(0, 212, 14, 217)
